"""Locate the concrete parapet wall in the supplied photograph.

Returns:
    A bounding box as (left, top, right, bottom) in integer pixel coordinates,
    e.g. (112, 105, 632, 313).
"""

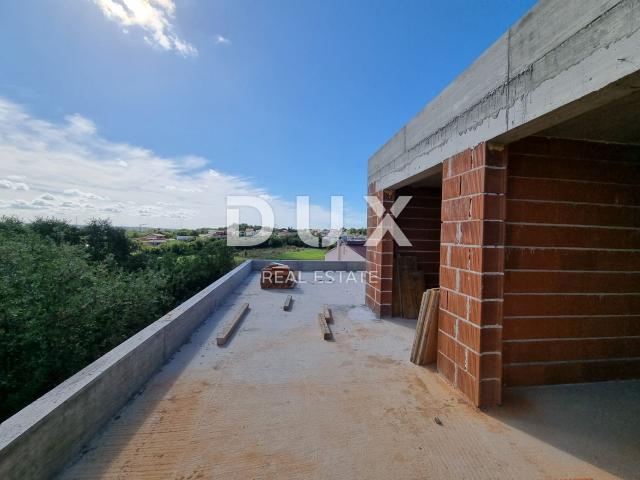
(0, 261, 253, 480)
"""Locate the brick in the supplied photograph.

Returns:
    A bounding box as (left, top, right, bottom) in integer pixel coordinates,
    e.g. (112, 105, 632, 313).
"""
(440, 245, 449, 267)
(479, 379, 502, 406)
(505, 271, 640, 294)
(442, 176, 461, 200)
(379, 304, 392, 318)
(456, 367, 479, 405)
(505, 248, 640, 271)
(482, 221, 505, 245)
(503, 337, 640, 364)
(480, 247, 504, 273)
(480, 327, 502, 352)
(448, 150, 473, 177)
(441, 222, 458, 244)
(509, 154, 640, 185)
(439, 266, 456, 291)
(507, 176, 640, 206)
(485, 167, 507, 193)
(470, 143, 487, 169)
(506, 199, 640, 227)
(482, 274, 504, 298)
(437, 351, 456, 384)
(457, 321, 480, 351)
(459, 270, 481, 298)
(504, 294, 640, 317)
(460, 169, 484, 195)
(442, 197, 471, 222)
(503, 358, 640, 387)
(438, 310, 457, 337)
(443, 290, 467, 320)
(503, 316, 640, 340)
(459, 221, 482, 245)
(484, 144, 507, 167)
(468, 299, 503, 326)
(438, 330, 458, 362)
(470, 194, 505, 221)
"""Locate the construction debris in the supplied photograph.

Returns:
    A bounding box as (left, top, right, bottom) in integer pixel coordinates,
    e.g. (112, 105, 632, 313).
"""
(317, 313, 332, 340)
(410, 289, 440, 365)
(260, 263, 298, 289)
(217, 303, 250, 346)
(323, 305, 333, 324)
(283, 294, 293, 311)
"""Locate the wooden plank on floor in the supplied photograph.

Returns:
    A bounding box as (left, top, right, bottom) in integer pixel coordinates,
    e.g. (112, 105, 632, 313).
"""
(318, 313, 332, 340)
(283, 295, 293, 311)
(323, 305, 333, 324)
(216, 303, 250, 346)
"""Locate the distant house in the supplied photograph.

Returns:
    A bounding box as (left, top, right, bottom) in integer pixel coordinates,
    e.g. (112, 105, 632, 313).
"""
(325, 240, 366, 262)
(244, 228, 255, 237)
(137, 233, 167, 247)
(199, 230, 226, 239)
(176, 235, 194, 242)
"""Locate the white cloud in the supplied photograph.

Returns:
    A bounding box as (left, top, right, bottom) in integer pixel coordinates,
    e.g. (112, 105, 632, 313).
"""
(6, 199, 48, 210)
(63, 189, 110, 201)
(214, 34, 231, 45)
(93, 0, 197, 57)
(0, 179, 29, 191)
(0, 96, 341, 229)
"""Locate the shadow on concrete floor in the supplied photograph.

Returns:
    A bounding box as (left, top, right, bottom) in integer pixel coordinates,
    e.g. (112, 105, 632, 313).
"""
(488, 379, 640, 479)
(386, 317, 418, 330)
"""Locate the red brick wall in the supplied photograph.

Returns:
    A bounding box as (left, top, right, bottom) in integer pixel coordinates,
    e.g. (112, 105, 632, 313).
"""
(395, 186, 442, 290)
(503, 137, 640, 386)
(366, 184, 395, 317)
(438, 143, 507, 406)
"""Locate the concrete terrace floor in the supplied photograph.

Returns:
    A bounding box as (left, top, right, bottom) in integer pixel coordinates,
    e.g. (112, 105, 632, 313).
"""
(61, 272, 640, 480)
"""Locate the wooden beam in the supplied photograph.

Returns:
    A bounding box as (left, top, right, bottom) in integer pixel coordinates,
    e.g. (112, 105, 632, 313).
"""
(283, 295, 293, 311)
(216, 303, 250, 346)
(323, 305, 333, 324)
(318, 313, 332, 340)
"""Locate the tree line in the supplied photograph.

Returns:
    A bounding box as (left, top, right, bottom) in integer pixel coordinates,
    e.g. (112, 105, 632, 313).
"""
(0, 217, 235, 420)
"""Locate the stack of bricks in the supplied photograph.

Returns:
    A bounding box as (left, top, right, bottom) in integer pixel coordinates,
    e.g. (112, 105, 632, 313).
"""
(438, 142, 507, 407)
(365, 184, 395, 318)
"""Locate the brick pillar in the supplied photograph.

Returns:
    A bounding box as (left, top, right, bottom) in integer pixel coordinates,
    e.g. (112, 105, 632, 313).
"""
(438, 143, 507, 407)
(366, 183, 394, 317)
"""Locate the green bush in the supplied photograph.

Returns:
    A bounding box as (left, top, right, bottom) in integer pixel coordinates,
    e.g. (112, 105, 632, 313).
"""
(0, 217, 235, 420)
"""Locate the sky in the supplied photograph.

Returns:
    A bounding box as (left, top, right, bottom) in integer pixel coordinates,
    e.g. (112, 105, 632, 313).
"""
(0, 0, 536, 229)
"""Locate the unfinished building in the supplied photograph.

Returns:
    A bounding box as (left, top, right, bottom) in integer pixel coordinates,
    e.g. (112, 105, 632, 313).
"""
(366, 0, 640, 407)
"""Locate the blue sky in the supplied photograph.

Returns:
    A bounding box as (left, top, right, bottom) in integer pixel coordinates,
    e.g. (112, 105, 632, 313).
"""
(0, 0, 536, 228)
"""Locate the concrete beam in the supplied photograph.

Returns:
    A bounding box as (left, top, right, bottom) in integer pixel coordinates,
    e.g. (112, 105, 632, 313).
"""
(369, 0, 640, 191)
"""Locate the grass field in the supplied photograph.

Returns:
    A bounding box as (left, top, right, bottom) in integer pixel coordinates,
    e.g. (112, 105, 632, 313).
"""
(235, 247, 326, 262)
